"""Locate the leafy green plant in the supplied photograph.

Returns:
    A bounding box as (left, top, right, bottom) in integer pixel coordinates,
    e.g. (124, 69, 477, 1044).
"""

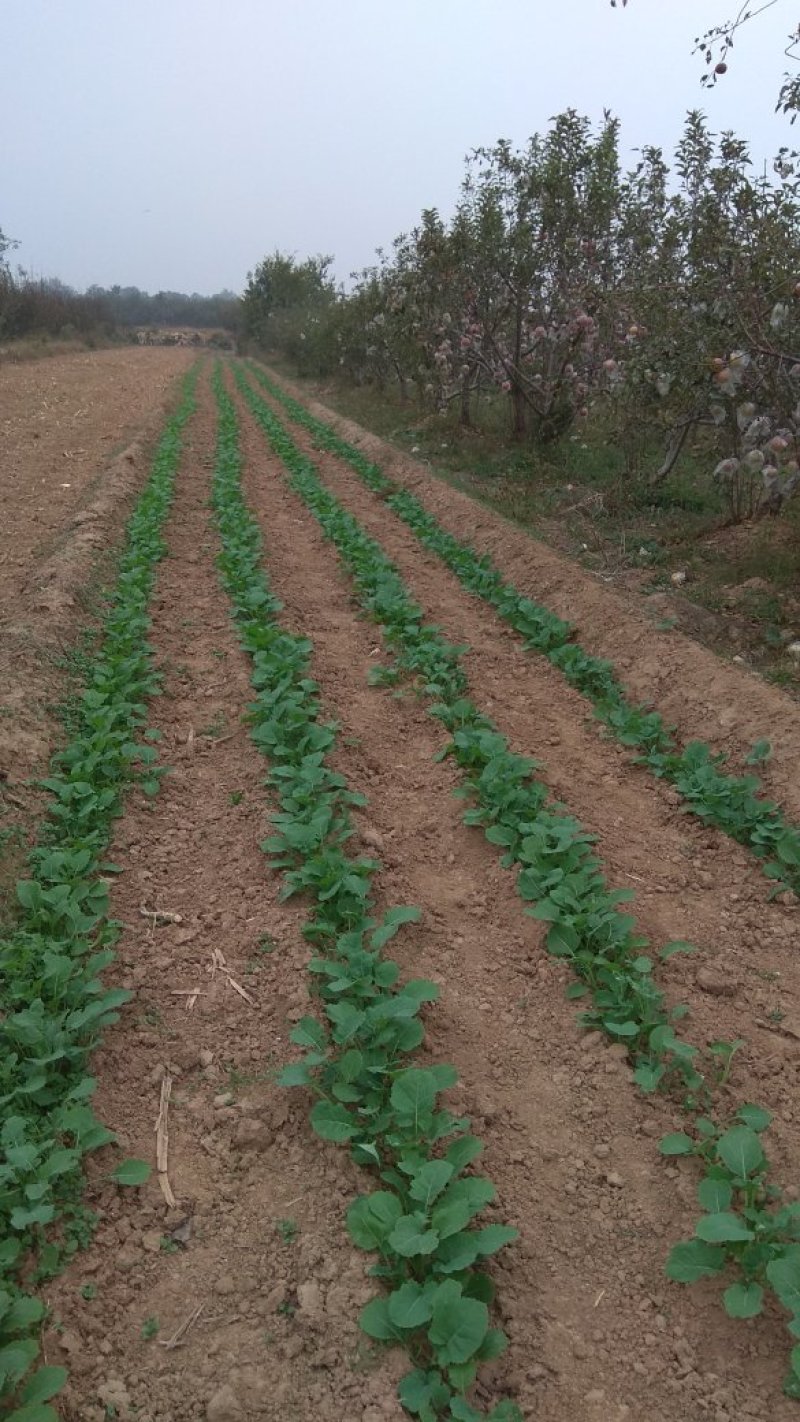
(211, 366, 520, 1421)
(0, 366, 198, 1418)
(663, 1106, 800, 1395)
(141, 1316, 159, 1341)
(234, 363, 800, 1399)
(250, 363, 800, 899)
(275, 1218, 298, 1245)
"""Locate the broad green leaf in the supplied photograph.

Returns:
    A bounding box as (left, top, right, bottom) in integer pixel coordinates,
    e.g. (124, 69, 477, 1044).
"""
(604, 1020, 638, 1038)
(6, 1298, 44, 1330)
(487, 1403, 525, 1422)
(716, 1125, 763, 1179)
(633, 1064, 664, 1093)
(665, 1240, 727, 1282)
(310, 1100, 359, 1142)
(19, 1366, 69, 1406)
(359, 1296, 395, 1340)
(401, 979, 441, 1006)
(0, 1338, 39, 1383)
(391, 1070, 437, 1128)
(723, 1282, 764, 1319)
(659, 940, 697, 960)
(478, 1327, 509, 1360)
(546, 923, 578, 957)
(697, 1177, 733, 1213)
(289, 1017, 327, 1050)
(398, 1369, 451, 1416)
(767, 1247, 800, 1314)
(474, 1224, 519, 1257)
(112, 1158, 151, 1187)
(387, 1282, 435, 1330)
(278, 1062, 313, 1088)
(659, 1132, 694, 1156)
(4, 1405, 60, 1422)
(737, 1104, 772, 1133)
(433, 1232, 481, 1274)
(428, 1280, 489, 1365)
(371, 905, 421, 949)
(410, 1161, 454, 1209)
(695, 1212, 754, 1244)
(347, 1192, 403, 1250)
(777, 832, 800, 867)
(449, 1393, 482, 1420)
(446, 1136, 483, 1174)
(388, 1213, 440, 1258)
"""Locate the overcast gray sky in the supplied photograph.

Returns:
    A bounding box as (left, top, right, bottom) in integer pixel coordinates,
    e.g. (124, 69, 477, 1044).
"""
(1, 0, 795, 295)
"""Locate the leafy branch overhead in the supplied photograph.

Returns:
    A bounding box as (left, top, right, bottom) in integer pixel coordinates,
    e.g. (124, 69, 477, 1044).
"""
(611, 0, 800, 116)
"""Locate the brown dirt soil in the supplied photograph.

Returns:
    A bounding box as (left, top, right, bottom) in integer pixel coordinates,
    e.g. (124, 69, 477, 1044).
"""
(23, 358, 800, 1422)
(228, 371, 799, 1419)
(0, 347, 194, 909)
(265, 368, 800, 823)
(46, 374, 407, 1422)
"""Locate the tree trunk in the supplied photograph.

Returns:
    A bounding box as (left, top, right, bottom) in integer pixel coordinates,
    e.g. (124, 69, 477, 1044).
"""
(460, 372, 473, 428)
(511, 383, 527, 439)
(650, 418, 693, 485)
(511, 306, 526, 439)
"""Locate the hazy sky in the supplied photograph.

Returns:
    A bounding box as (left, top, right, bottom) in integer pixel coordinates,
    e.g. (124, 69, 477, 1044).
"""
(1, 1, 795, 295)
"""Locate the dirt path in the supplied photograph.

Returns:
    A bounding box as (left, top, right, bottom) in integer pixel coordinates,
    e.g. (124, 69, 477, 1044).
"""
(46, 373, 406, 1422)
(266, 369, 800, 824)
(230, 374, 799, 1421)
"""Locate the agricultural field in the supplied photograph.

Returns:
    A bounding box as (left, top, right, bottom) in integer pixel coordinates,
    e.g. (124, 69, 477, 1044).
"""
(3, 348, 800, 1422)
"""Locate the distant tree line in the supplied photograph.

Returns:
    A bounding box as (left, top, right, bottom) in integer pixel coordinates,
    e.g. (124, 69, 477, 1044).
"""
(0, 228, 240, 342)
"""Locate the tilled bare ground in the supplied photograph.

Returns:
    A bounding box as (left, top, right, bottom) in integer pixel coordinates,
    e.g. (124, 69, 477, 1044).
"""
(21, 359, 800, 1422)
(0, 347, 195, 911)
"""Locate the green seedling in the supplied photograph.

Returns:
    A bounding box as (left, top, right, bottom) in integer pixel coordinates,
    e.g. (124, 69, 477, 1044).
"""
(275, 1218, 298, 1245)
(80, 1283, 98, 1301)
(709, 1038, 745, 1087)
(212, 367, 520, 1420)
(0, 366, 198, 1420)
(141, 1316, 159, 1341)
(663, 1106, 800, 1396)
(200, 711, 227, 739)
(229, 790, 244, 805)
(235, 362, 799, 1404)
(250, 363, 800, 900)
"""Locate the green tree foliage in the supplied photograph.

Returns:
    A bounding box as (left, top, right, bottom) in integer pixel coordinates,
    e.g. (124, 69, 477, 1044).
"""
(0, 231, 239, 342)
(242, 251, 336, 371)
(249, 109, 800, 520)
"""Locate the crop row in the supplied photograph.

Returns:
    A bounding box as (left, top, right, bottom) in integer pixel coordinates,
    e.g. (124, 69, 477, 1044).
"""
(0, 369, 198, 1420)
(211, 366, 521, 1422)
(233, 362, 800, 1400)
(249, 363, 800, 900)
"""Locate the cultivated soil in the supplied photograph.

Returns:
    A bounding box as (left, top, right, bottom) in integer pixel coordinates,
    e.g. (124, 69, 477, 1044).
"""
(0, 346, 194, 907)
(4, 355, 800, 1421)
